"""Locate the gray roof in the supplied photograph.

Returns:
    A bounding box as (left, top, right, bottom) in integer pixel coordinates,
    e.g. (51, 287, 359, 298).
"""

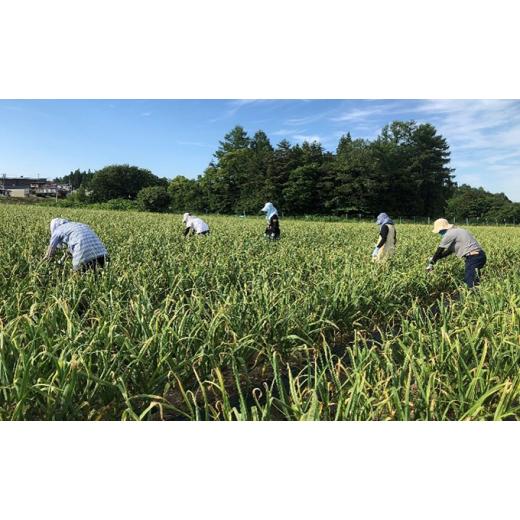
(2, 177, 47, 187)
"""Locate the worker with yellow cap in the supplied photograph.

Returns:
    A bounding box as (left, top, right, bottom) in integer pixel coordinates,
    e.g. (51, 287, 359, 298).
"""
(427, 218, 486, 288)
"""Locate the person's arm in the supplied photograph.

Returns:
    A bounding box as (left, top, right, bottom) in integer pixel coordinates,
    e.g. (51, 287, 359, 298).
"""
(426, 246, 452, 271)
(183, 226, 192, 237)
(427, 232, 456, 270)
(430, 247, 452, 264)
(376, 224, 389, 247)
(44, 232, 62, 260)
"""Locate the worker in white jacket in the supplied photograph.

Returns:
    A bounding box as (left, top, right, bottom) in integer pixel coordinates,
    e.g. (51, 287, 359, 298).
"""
(182, 213, 210, 237)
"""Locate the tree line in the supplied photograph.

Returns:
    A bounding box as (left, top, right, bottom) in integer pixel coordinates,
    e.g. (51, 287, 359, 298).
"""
(446, 184, 520, 224)
(55, 121, 520, 221)
(170, 121, 455, 218)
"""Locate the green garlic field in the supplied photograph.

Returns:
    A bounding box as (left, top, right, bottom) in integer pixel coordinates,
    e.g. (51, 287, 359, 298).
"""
(1, 205, 519, 420)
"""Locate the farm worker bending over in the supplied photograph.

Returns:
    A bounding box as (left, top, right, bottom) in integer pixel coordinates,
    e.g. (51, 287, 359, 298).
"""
(372, 212, 396, 262)
(182, 213, 210, 236)
(426, 218, 487, 289)
(261, 202, 280, 240)
(44, 218, 109, 272)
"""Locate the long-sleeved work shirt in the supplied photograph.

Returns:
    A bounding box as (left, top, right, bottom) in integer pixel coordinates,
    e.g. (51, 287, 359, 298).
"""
(431, 227, 483, 264)
(49, 222, 108, 270)
(183, 216, 209, 236)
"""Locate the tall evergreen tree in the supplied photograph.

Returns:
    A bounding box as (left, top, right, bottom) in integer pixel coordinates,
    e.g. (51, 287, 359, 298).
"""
(408, 123, 455, 216)
(269, 140, 303, 208)
(333, 138, 378, 215)
(238, 130, 274, 213)
(172, 121, 457, 218)
(54, 169, 94, 189)
(214, 126, 251, 159)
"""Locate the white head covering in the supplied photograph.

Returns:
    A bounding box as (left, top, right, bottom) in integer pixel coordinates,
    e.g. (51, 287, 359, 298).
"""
(182, 212, 191, 225)
(261, 202, 278, 222)
(50, 218, 69, 235)
(376, 212, 394, 227)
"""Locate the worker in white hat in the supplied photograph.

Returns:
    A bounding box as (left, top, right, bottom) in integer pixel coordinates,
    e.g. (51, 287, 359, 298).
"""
(261, 202, 280, 240)
(182, 212, 210, 237)
(427, 218, 486, 288)
(44, 218, 109, 272)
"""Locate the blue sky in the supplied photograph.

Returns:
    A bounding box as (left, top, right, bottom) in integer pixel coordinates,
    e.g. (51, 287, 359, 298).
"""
(1, 99, 519, 201)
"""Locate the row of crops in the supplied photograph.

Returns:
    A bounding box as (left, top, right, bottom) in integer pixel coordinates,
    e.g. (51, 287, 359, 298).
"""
(0, 205, 519, 419)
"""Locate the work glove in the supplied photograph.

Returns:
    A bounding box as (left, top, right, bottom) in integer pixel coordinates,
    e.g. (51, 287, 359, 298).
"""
(371, 246, 380, 258)
(426, 259, 434, 272)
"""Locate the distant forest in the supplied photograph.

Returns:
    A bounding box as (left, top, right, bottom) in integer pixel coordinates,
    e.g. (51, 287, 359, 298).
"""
(56, 121, 520, 221)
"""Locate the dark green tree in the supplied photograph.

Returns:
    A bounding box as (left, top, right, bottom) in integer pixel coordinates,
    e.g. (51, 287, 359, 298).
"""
(89, 164, 166, 202)
(408, 123, 455, 216)
(136, 186, 171, 212)
(283, 164, 320, 214)
(158, 121, 460, 218)
(369, 121, 454, 217)
(204, 126, 254, 213)
(55, 169, 94, 189)
(331, 137, 379, 215)
(445, 184, 519, 223)
(268, 140, 303, 208)
(371, 122, 417, 216)
(214, 126, 251, 160)
(168, 176, 204, 212)
(280, 140, 326, 215)
(238, 130, 274, 213)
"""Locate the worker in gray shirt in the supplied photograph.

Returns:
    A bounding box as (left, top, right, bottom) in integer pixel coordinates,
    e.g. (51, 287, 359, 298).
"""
(426, 218, 487, 288)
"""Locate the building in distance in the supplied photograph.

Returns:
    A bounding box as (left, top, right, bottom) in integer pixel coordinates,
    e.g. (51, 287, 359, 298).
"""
(0, 176, 72, 198)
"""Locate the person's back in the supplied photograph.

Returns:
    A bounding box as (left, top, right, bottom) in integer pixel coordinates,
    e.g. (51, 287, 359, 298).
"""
(266, 214, 280, 239)
(183, 212, 209, 236)
(54, 221, 108, 270)
(439, 227, 482, 257)
(190, 217, 209, 234)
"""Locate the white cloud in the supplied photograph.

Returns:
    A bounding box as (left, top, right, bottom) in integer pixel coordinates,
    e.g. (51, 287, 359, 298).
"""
(456, 173, 486, 187)
(209, 99, 277, 123)
(330, 100, 422, 124)
(286, 115, 318, 125)
(292, 134, 322, 143)
(330, 106, 384, 122)
(285, 109, 335, 126)
(324, 99, 520, 200)
(271, 128, 292, 136)
(404, 100, 520, 200)
(413, 100, 520, 149)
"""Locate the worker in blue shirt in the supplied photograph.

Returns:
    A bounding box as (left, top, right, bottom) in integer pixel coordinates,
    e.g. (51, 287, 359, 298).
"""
(44, 218, 109, 272)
